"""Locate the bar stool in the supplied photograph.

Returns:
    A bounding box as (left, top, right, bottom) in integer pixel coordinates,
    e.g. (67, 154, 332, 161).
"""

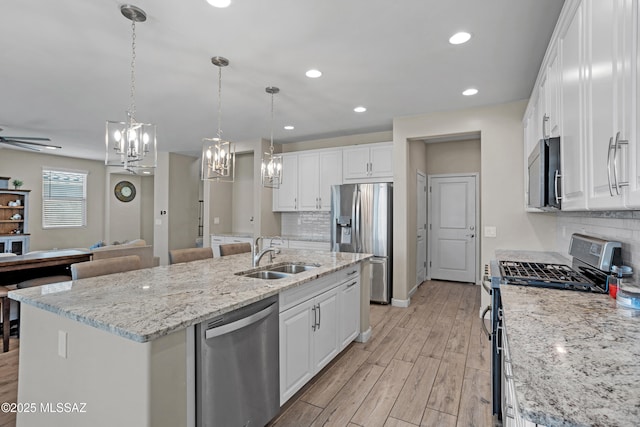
(0, 286, 10, 352)
(169, 247, 214, 264)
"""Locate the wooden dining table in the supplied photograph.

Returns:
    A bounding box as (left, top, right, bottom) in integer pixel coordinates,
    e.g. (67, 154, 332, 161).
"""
(0, 249, 92, 286)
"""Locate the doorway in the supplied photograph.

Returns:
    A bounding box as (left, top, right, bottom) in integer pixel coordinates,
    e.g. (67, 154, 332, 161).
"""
(427, 174, 478, 283)
(416, 171, 427, 285)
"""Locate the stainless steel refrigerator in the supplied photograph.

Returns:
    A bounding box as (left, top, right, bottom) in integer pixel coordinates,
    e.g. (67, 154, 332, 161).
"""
(331, 183, 393, 304)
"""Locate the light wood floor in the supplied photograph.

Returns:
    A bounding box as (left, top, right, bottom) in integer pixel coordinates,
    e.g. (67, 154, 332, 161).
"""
(0, 281, 490, 427)
(270, 280, 492, 427)
(0, 338, 19, 427)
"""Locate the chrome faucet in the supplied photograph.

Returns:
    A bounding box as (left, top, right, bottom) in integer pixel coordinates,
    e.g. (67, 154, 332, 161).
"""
(252, 236, 281, 267)
(253, 247, 280, 267)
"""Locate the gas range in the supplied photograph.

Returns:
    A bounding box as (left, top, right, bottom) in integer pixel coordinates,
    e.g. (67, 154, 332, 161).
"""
(494, 234, 622, 294)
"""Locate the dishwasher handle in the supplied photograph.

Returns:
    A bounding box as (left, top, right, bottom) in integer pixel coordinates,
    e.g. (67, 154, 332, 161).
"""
(205, 302, 277, 340)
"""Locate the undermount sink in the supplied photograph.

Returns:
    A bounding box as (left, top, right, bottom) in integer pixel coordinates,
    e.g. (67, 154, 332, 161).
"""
(242, 271, 291, 280)
(236, 263, 319, 280)
(268, 264, 318, 274)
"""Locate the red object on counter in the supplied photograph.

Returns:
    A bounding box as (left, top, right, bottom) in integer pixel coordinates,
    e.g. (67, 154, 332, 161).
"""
(609, 283, 618, 299)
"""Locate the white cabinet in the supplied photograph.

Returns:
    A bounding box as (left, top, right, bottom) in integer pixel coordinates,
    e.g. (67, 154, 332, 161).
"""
(279, 266, 360, 405)
(273, 149, 342, 212)
(210, 235, 253, 257)
(584, 0, 631, 209)
(338, 278, 360, 349)
(525, 0, 638, 211)
(273, 154, 299, 211)
(343, 142, 393, 182)
(559, 0, 588, 210)
(296, 150, 342, 211)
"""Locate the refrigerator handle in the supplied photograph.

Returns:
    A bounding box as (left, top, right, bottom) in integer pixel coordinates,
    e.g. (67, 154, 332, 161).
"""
(354, 188, 362, 252)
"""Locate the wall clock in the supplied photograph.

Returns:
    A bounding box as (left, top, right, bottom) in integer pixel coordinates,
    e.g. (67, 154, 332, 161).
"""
(114, 180, 136, 202)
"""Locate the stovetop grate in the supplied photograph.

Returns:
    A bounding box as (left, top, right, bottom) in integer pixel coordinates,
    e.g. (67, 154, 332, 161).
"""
(499, 261, 593, 285)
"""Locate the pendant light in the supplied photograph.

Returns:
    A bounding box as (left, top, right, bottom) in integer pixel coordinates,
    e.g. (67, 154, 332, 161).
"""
(105, 4, 157, 175)
(202, 56, 235, 182)
(261, 86, 283, 188)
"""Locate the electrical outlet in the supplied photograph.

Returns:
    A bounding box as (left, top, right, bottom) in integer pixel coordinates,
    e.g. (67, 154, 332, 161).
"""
(484, 226, 497, 238)
(58, 330, 67, 358)
(214, 217, 220, 225)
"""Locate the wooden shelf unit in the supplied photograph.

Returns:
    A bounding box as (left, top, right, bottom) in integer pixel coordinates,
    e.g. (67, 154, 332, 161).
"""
(0, 190, 30, 254)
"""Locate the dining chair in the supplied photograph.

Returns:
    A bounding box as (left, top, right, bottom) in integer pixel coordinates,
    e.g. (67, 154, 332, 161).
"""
(71, 255, 142, 280)
(219, 243, 252, 257)
(0, 286, 10, 352)
(169, 247, 214, 265)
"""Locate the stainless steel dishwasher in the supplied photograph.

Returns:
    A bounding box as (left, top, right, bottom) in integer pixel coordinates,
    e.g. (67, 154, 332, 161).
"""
(196, 295, 279, 427)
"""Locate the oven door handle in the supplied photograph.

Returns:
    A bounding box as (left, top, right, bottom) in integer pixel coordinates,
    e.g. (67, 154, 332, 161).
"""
(481, 305, 491, 341)
(481, 276, 492, 295)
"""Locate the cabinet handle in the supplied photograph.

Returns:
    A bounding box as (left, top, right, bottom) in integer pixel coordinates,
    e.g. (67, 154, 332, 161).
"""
(318, 197, 321, 208)
(554, 169, 562, 204)
(613, 131, 629, 195)
(346, 270, 358, 276)
(346, 281, 357, 288)
(295, 197, 297, 210)
(542, 114, 549, 139)
(311, 305, 317, 331)
(316, 303, 321, 330)
(607, 137, 615, 197)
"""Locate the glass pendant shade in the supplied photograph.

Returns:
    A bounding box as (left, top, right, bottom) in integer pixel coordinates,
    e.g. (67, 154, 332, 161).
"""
(202, 56, 235, 182)
(202, 137, 235, 181)
(105, 4, 156, 175)
(261, 86, 282, 188)
(106, 118, 157, 175)
(261, 152, 283, 188)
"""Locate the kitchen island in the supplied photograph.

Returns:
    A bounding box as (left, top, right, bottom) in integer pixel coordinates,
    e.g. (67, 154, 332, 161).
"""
(497, 251, 640, 427)
(9, 249, 371, 427)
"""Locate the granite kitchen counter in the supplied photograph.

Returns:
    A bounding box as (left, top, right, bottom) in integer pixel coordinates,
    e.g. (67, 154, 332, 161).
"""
(497, 250, 640, 427)
(9, 249, 370, 343)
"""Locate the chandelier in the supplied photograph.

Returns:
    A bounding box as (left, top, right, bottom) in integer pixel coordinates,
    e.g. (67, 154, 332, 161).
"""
(105, 4, 157, 175)
(202, 56, 235, 182)
(261, 86, 283, 188)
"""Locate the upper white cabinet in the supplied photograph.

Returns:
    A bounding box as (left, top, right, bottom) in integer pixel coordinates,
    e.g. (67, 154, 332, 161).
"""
(584, 0, 633, 209)
(559, 0, 587, 210)
(297, 150, 342, 211)
(525, 0, 638, 210)
(273, 154, 299, 211)
(343, 142, 393, 182)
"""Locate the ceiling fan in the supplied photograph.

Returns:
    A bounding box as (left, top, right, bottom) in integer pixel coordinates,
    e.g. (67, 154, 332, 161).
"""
(0, 127, 61, 151)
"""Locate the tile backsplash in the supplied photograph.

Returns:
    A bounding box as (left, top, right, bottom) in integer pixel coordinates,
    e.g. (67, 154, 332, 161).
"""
(281, 212, 331, 241)
(556, 211, 640, 271)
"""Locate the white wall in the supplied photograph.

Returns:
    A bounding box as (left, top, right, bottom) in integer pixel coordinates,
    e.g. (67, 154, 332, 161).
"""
(232, 153, 254, 234)
(393, 100, 557, 302)
(108, 173, 142, 244)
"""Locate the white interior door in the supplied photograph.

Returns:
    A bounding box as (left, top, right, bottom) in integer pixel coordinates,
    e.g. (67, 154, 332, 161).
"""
(428, 174, 477, 283)
(416, 171, 427, 285)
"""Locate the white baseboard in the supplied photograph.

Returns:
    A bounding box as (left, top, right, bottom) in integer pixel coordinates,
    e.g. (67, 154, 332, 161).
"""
(356, 327, 372, 343)
(391, 298, 410, 308)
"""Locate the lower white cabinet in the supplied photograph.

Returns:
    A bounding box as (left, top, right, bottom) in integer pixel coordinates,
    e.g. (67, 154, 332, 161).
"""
(279, 266, 360, 405)
(0, 236, 29, 255)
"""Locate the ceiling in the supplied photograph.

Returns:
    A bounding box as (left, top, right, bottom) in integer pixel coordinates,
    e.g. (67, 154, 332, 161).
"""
(0, 0, 564, 161)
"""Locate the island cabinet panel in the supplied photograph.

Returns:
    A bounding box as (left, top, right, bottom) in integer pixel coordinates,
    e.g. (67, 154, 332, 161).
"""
(338, 277, 361, 350)
(278, 266, 361, 405)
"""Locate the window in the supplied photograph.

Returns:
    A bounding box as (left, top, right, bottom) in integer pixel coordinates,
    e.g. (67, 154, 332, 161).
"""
(42, 169, 87, 228)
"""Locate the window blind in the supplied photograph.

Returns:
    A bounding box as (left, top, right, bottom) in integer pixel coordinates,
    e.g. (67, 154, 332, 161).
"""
(42, 169, 87, 228)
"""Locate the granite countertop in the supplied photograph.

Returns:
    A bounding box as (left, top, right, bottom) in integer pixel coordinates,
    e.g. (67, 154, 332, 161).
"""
(496, 250, 640, 427)
(9, 249, 370, 343)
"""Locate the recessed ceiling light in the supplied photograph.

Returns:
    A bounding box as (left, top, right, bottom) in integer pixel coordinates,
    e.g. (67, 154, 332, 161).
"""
(207, 0, 231, 7)
(305, 69, 322, 78)
(449, 32, 471, 45)
(462, 88, 478, 96)
(354, 106, 367, 113)
(284, 125, 295, 130)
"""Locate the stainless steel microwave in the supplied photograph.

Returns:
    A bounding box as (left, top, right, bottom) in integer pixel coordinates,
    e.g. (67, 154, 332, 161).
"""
(527, 137, 561, 210)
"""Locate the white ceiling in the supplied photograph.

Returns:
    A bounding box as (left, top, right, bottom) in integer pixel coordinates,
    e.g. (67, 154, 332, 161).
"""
(0, 0, 564, 161)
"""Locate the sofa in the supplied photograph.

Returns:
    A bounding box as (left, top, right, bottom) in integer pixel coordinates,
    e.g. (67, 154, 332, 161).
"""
(90, 239, 159, 269)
